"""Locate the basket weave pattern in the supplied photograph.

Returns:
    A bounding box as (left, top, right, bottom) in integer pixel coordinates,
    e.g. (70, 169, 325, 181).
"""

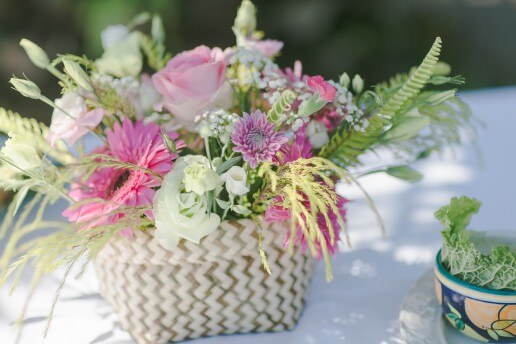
(94, 219, 316, 344)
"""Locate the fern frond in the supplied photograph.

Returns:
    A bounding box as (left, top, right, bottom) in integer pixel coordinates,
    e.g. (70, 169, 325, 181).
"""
(267, 90, 297, 123)
(0, 108, 74, 164)
(321, 37, 442, 166)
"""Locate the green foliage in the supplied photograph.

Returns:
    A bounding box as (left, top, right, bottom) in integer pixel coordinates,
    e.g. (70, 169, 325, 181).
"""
(0, 108, 74, 164)
(0, 184, 150, 333)
(267, 90, 297, 123)
(321, 37, 443, 166)
(435, 196, 516, 291)
(140, 15, 171, 72)
(381, 90, 475, 160)
(385, 165, 423, 182)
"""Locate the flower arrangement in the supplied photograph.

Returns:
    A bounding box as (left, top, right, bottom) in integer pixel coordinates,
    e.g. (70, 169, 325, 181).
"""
(0, 0, 474, 334)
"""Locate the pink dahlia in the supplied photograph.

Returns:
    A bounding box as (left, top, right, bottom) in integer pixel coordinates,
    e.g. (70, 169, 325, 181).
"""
(265, 193, 348, 258)
(231, 110, 287, 168)
(63, 119, 184, 237)
(274, 125, 313, 165)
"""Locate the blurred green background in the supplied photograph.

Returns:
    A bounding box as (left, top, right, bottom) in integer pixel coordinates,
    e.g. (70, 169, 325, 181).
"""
(0, 0, 515, 124)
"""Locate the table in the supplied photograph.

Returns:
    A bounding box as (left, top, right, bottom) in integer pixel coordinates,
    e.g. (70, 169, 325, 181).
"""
(1, 86, 515, 344)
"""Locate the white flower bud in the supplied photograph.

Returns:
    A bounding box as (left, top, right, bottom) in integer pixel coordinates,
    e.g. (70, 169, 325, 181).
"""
(221, 166, 249, 196)
(19, 39, 50, 69)
(9, 77, 41, 99)
(63, 60, 93, 91)
(339, 72, 350, 88)
(352, 74, 364, 94)
(233, 0, 257, 40)
(161, 130, 177, 154)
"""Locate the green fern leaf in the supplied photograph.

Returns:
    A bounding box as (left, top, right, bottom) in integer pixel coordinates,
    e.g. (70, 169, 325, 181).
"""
(0, 108, 74, 164)
(321, 37, 442, 166)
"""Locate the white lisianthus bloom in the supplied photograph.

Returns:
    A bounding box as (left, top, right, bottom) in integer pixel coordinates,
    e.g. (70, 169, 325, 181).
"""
(306, 120, 329, 149)
(153, 157, 221, 249)
(48, 92, 105, 146)
(221, 166, 249, 196)
(1, 133, 41, 171)
(182, 155, 221, 195)
(96, 32, 142, 78)
(100, 25, 130, 50)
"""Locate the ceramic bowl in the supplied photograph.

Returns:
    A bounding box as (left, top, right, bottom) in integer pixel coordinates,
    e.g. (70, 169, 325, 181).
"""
(434, 250, 516, 342)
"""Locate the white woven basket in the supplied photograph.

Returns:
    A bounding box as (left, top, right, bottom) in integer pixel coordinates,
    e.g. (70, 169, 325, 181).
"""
(94, 219, 316, 344)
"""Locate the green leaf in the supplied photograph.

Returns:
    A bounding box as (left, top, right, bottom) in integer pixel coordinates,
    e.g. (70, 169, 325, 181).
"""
(426, 89, 457, 105)
(428, 75, 465, 85)
(383, 115, 430, 142)
(215, 198, 231, 210)
(231, 205, 251, 216)
(385, 166, 423, 182)
(216, 156, 242, 175)
(434, 196, 481, 234)
(151, 15, 166, 44)
(12, 184, 31, 217)
(128, 12, 151, 29)
(206, 190, 215, 215)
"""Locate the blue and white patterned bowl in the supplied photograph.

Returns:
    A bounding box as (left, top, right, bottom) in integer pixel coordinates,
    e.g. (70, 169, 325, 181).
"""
(434, 250, 516, 342)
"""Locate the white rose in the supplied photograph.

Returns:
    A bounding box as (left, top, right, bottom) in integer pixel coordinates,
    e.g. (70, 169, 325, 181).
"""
(153, 158, 221, 249)
(182, 155, 221, 195)
(96, 32, 142, 78)
(221, 166, 249, 196)
(306, 121, 329, 149)
(1, 133, 41, 171)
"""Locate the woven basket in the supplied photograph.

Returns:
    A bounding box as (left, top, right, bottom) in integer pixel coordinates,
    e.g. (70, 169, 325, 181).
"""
(94, 219, 316, 344)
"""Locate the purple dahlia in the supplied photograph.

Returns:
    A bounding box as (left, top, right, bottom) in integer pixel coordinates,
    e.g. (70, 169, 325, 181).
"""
(231, 110, 287, 168)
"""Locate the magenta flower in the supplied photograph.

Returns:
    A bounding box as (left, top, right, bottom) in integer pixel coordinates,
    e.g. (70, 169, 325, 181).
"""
(265, 194, 348, 258)
(306, 75, 336, 102)
(274, 126, 313, 165)
(63, 119, 184, 237)
(231, 110, 287, 168)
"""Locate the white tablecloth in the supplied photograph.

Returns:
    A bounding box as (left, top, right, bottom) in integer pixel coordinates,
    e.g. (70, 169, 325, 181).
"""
(1, 86, 515, 344)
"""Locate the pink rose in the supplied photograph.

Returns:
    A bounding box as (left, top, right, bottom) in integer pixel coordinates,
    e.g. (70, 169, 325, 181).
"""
(306, 75, 336, 102)
(152, 45, 230, 122)
(48, 92, 105, 146)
